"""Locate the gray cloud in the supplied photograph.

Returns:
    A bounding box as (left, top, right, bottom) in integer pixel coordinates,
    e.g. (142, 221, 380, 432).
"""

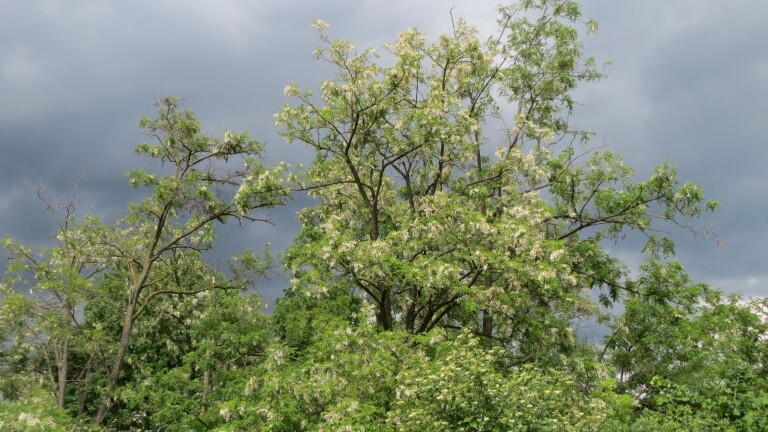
(574, 0, 768, 297)
(1, 0, 765, 303)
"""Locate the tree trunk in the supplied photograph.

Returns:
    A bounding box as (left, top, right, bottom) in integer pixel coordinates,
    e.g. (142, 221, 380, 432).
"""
(379, 289, 393, 331)
(200, 369, 211, 413)
(404, 289, 418, 333)
(56, 339, 69, 408)
(94, 293, 138, 424)
(78, 355, 94, 416)
(482, 310, 494, 337)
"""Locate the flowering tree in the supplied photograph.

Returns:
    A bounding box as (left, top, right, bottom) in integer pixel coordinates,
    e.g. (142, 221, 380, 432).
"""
(278, 0, 717, 362)
(4, 2, 751, 430)
(1, 196, 109, 412)
(83, 97, 290, 423)
(0, 97, 289, 424)
(80, 262, 270, 431)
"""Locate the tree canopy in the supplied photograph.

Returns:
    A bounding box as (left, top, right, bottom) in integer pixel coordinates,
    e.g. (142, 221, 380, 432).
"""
(1, 1, 764, 431)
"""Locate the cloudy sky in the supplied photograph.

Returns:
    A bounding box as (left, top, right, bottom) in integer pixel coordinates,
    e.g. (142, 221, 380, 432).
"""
(1, 0, 766, 305)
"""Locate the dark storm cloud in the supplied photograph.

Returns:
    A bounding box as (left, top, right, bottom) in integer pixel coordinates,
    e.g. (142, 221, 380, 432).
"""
(576, 0, 768, 296)
(1, 0, 765, 301)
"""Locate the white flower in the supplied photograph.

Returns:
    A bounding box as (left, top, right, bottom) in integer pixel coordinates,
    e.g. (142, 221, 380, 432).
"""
(312, 19, 329, 31)
(283, 84, 299, 97)
(219, 407, 232, 421)
(549, 249, 564, 262)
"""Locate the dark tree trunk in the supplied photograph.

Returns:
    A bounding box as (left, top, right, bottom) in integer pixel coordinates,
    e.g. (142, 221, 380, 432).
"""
(379, 289, 393, 331)
(94, 293, 138, 424)
(77, 355, 94, 416)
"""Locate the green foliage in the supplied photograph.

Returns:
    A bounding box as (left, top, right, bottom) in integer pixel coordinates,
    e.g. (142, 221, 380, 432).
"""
(215, 314, 617, 431)
(279, 0, 717, 373)
(603, 269, 768, 430)
(0, 1, 749, 431)
(113, 288, 270, 431)
(92, 97, 290, 423)
(389, 331, 610, 431)
(1, 97, 289, 426)
(0, 372, 102, 431)
(602, 411, 730, 432)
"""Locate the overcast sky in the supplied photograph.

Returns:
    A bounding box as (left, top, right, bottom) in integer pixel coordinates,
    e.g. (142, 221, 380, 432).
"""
(1, 0, 766, 305)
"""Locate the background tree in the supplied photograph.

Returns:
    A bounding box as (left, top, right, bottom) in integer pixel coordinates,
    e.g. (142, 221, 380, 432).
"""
(86, 256, 271, 431)
(85, 97, 290, 423)
(1, 97, 290, 425)
(1, 195, 108, 412)
(601, 265, 768, 428)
